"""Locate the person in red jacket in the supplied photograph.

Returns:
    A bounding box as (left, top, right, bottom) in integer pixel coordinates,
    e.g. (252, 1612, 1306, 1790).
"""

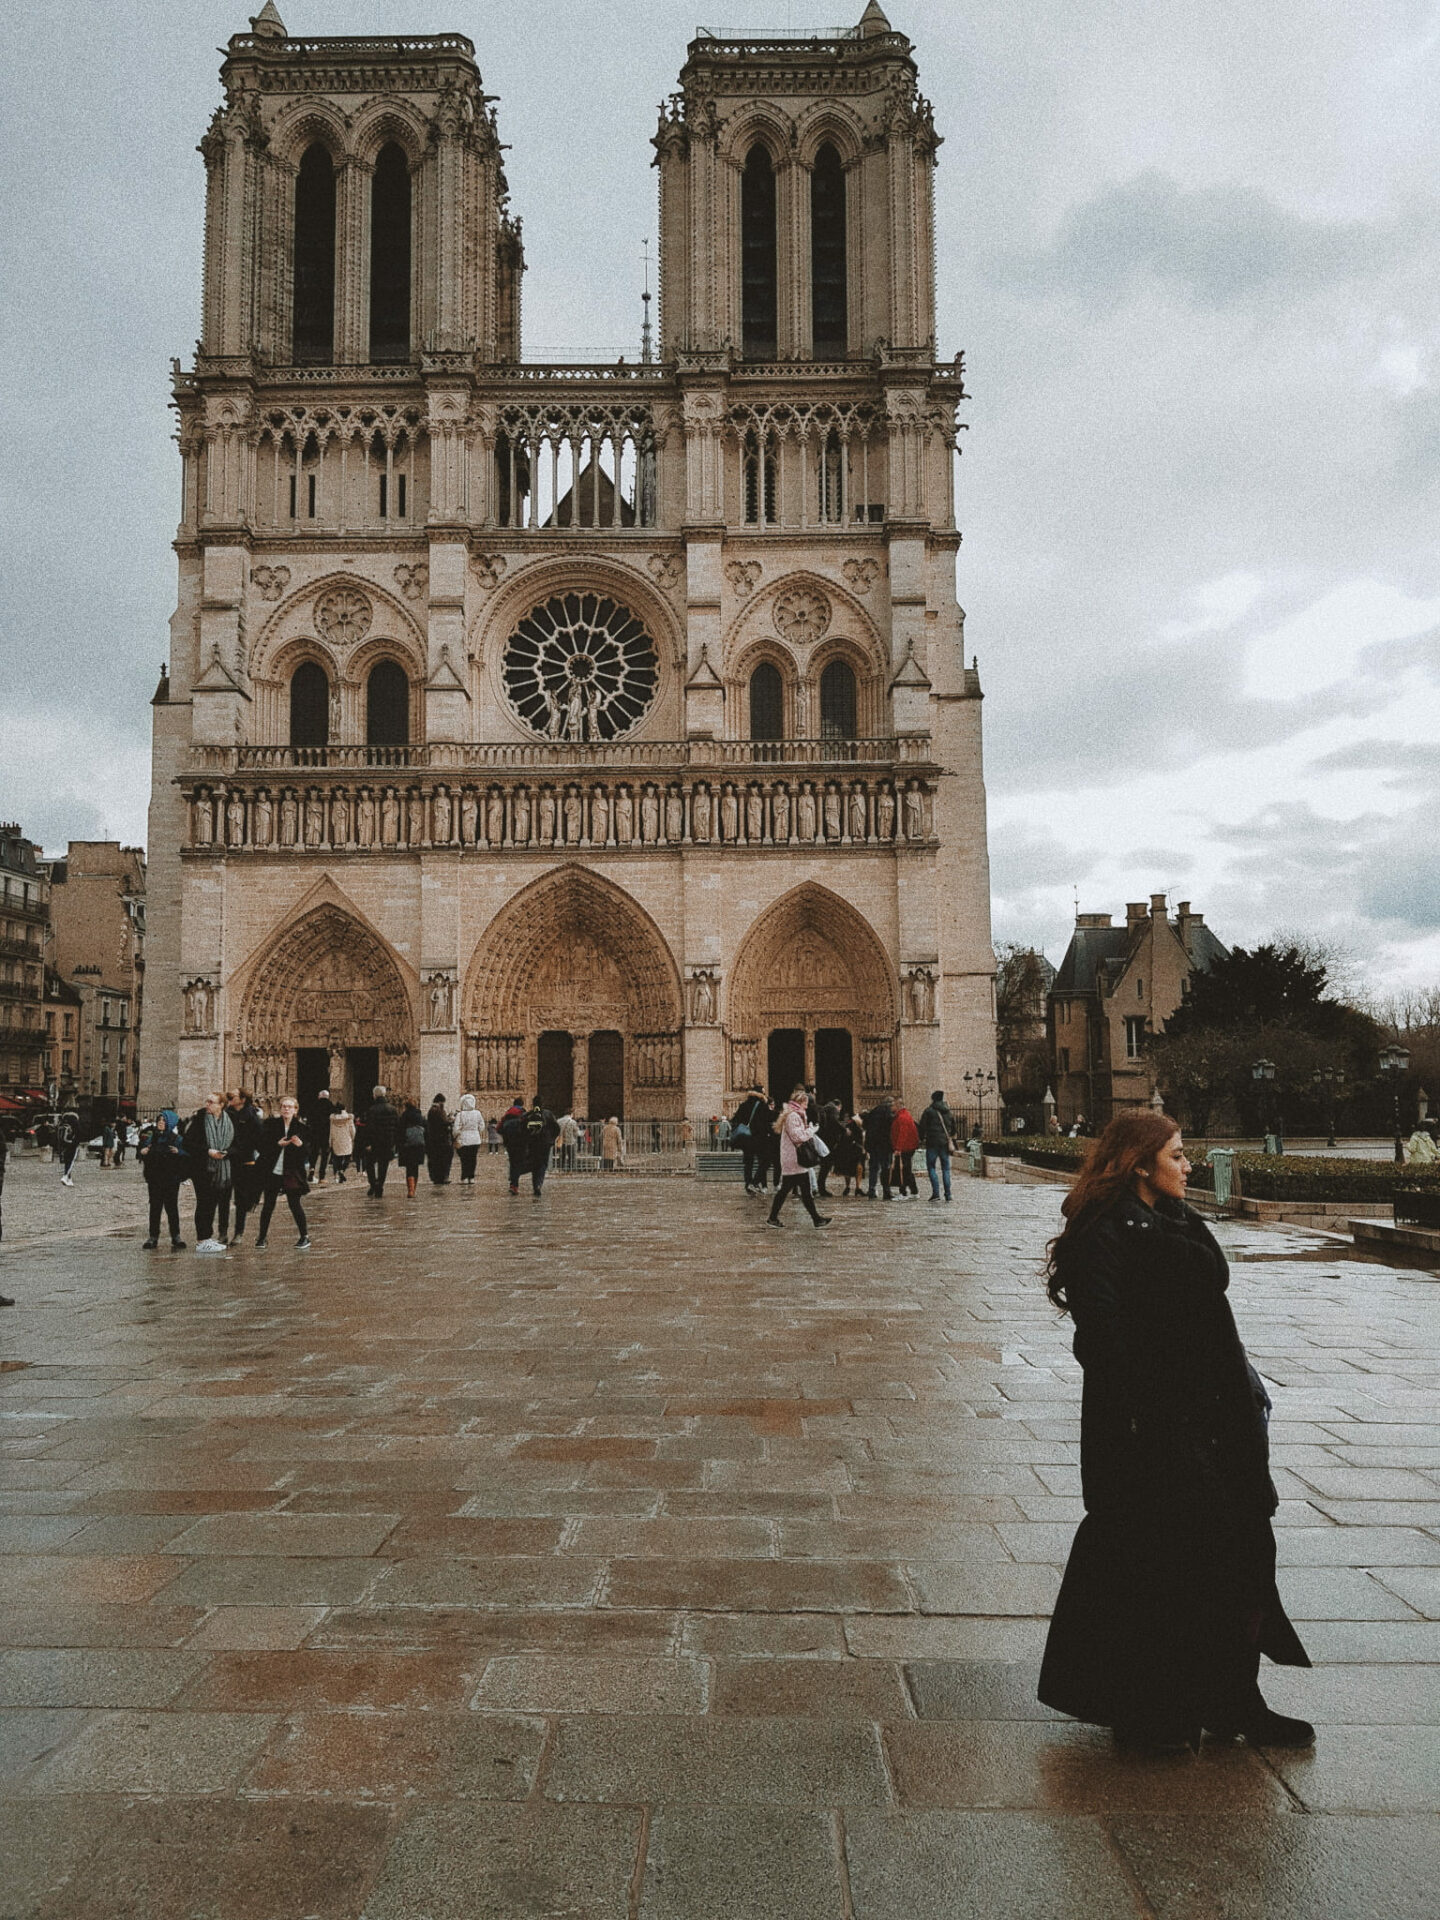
(891, 1102, 921, 1198)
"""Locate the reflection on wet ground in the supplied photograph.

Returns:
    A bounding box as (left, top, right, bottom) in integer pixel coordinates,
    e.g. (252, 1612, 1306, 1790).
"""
(2, 1161, 1439, 1917)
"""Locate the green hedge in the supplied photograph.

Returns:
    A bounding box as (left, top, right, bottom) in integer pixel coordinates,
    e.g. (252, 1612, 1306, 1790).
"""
(990, 1135, 1440, 1203)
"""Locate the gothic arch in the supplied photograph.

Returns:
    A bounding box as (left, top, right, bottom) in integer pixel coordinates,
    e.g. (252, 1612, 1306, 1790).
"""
(352, 104, 428, 169)
(794, 103, 866, 168)
(728, 638, 800, 739)
(271, 104, 349, 171)
(249, 573, 426, 741)
(723, 570, 885, 675)
(233, 900, 418, 1103)
(722, 570, 885, 736)
(717, 105, 795, 170)
(463, 867, 684, 1116)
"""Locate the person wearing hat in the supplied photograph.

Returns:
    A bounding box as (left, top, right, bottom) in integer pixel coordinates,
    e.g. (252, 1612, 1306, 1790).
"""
(918, 1089, 958, 1202)
(139, 1109, 188, 1250)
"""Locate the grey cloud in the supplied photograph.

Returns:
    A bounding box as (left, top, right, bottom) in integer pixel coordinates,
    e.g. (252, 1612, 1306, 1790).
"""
(998, 171, 1398, 310)
(1211, 799, 1440, 937)
(1309, 741, 1440, 789)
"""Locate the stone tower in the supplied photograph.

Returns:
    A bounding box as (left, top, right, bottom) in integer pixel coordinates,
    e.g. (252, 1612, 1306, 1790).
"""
(141, 3, 996, 1126)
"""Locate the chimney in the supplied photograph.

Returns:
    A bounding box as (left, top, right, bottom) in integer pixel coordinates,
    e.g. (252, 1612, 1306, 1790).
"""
(1076, 913, 1112, 929)
(1126, 902, 1147, 927)
(1150, 892, 1167, 920)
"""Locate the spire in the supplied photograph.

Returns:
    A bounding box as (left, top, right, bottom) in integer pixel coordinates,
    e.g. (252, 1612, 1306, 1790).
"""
(640, 239, 654, 367)
(249, 2, 286, 38)
(858, 1, 891, 37)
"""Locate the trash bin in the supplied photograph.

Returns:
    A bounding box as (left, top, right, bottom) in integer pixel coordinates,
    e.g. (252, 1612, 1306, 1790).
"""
(1209, 1148, 1237, 1207)
(966, 1140, 985, 1177)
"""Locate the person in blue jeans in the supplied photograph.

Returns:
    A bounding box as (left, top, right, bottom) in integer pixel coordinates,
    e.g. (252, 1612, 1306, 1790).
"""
(918, 1090, 958, 1202)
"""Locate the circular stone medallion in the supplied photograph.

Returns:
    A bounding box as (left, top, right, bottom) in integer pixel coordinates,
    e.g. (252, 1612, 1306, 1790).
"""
(503, 592, 659, 742)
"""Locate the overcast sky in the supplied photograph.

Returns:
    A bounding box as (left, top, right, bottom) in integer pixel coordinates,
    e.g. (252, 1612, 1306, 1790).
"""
(3, 1, 1437, 988)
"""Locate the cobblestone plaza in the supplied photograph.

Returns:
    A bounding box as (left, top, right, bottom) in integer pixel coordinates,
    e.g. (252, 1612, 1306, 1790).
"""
(3, 1160, 1439, 1916)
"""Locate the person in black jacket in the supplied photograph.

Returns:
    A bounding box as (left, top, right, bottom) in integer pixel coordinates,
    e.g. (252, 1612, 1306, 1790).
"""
(523, 1099, 560, 1198)
(226, 1090, 264, 1245)
(182, 1092, 235, 1252)
(425, 1093, 454, 1186)
(918, 1091, 957, 1202)
(730, 1086, 770, 1194)
(254, 1096, 310, 1250)
(861, 1097, 895, 1200)
(139, 1108, 187, 1250)
(363, 1086, 399, 1197)
(498, 1099, 528, 1195)
(1038, 1110, 1312, 1751)
(308, 1089, 335, 1184)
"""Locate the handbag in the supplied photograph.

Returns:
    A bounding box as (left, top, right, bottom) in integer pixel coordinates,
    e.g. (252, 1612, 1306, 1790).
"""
(795, 1139, 820, 1168)
(731, 1122, 750, 1141)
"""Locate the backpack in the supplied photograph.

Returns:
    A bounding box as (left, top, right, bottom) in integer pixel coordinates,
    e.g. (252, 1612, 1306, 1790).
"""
(403, 1124, 426, 1151)
(525, 1111, 547, 1141)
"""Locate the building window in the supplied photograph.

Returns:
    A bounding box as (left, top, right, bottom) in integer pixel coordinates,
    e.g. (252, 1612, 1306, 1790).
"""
(749, 662, 784, 741)
(810, 142, 847, 355)
(100, 1070, 108, 1096)
(1137, 978, 1143, 998)
(45, 1011, 54, 1035)
(1058, 1047, 1070, 1074)
(818, 430, 843, 523)
(63, 1013, 73, 1040)
(293, 143, 336, 364)
(62, 1049, 72, 1072)
(741, 144, 778, 360)
(742, 433, 776, 525)
(378, 471, 407, 519)
(819, 659, 857, 740)
(289, 661, 330, 749)
(366, 661, 410, 747)
(370, 142, 412, 362)
(1124, 1015, 1146, 1059)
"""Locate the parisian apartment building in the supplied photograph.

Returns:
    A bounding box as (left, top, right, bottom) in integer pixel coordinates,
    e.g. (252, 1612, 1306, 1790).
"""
(0, 825, 50, 1104)
(42, 842, 147, 1110)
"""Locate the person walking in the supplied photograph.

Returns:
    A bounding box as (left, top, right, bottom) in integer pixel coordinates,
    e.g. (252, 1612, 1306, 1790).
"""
(425, 1094, 454, 1185)
(862, 1097, 895, 1200)
(183, 1091, 234, 1253)
(833, 1112, 865, 1198)
(729, 1086, 770, 1194)
(398, 1099, 427, 1198)
(600, 1115, 625, 1172)
(55, 1108, 82, 1186)
(767, 1084, 831, 1228)
(525, 1098, 560, 1197)
(328, 1103, 355, 1183)
(226, 1090, 264, 1244)
(453, 1095, 485, 1184)
(1037, 1111, 1312, 1751)
(139, 1109, 187, 1250)
(308, 1089, 335, 1184)
(113, 1119, 129, 1167)
(890, 1105, 925, 1190)
(918, 1090, 957, 1202)
(254, 1096, 311, 1250)
(815, 1100, 843, 1198)
(363, 1086, 399, 1197)
(498, 1099, 528, 1194)
(557, 1110, 579, 1172)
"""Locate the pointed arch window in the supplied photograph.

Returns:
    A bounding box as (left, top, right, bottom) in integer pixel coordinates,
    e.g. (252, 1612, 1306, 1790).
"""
(819, 659, 858, 741)
(810, 143, 847, 356)
(743, 431, 777, 526)
(818, 430, 843, 523)
(369, 143, 412, 363)
(749, 661, 784, 741)
(366, 660, 410, 747)
(741, 145, 778, 360)
(289, 661, 330, 748)
(293, 143, 336, 364)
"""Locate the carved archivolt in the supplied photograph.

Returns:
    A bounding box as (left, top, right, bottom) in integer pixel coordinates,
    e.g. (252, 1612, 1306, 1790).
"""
(236, 903, 415, 1065)
(464, 866, 683, 1039)
(727, 883, 896, 1041)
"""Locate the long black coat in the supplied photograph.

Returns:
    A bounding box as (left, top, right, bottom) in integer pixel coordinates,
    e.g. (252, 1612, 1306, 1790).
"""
(1038, 1194, 1308, 1731)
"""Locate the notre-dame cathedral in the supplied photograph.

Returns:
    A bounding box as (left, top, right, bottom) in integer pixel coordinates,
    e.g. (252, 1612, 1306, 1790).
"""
(141, 0, 997, 1123)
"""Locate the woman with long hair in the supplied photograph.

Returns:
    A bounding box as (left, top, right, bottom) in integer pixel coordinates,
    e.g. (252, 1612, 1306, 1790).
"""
(1037, 1110, 1312, 1750)
(254, 1095, 311, 1251)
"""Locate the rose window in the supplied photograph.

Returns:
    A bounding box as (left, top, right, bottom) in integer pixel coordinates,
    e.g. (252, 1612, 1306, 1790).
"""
(503, 592, 659, 742)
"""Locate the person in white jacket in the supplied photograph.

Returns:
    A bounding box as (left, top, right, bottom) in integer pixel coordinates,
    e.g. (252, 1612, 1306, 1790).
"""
(453, 1094, 487, 1185)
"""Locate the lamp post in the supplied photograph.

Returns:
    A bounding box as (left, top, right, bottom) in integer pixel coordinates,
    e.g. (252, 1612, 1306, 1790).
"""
(1252, 1058, 1278, 1153)
(1311, 1066, 1345, 1150)
(963, 1068, 997, 1139)
(1378, 1043, 1411, 1164)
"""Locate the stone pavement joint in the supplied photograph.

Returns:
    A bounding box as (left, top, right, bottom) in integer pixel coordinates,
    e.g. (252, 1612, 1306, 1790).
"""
(2, 1155, 1439, 1916)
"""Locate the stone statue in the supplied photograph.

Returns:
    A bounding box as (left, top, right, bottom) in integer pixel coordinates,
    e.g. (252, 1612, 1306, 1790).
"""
(253, 790, 273, 847)
(876, 784, 896, 840)
(746, 785, 764, 842)
(183, 978, 208, 1033)
(848, 785, 867, 841)
(407, 789, 424, 845)
(280, 790, 299, 846)
(356, 789, 375, 846)
(226, 792, 246, 845)
(428, 975, 454, 1028)
(433, 786, 452, 845)
(486, 789, 504, 845)
(720, 783, 739, 843)
(461, 789, 478, 844)
(904, 780, 925, 840)
(772, 783, 791, 843)
(691, 783, 712, 843)
(512, 787, 532, 845)
(691, 972, 716, 1024)
(304, 789, 324, 847)
(665, 786, 684, 843)
(381, 788, 400, 845)
(615, 786, 634, 844)
(330, 789, 351, 847)
(539, 788, 557, 843)
(641, 784, 659, 843)
(590, 785, 609, 845)
(193, 791, 213, 847)
(823, 784, 842, 841)
(797, 782, 817, 841)
(563, 787, 582, 844)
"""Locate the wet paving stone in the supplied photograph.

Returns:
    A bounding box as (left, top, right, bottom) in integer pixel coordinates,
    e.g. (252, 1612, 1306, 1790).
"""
(0, 1168, 1437, 1913)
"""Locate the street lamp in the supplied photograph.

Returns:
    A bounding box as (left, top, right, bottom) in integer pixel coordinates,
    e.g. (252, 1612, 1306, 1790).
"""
(1311, 1066, 1345, 1150)
(963, 1068, 998, 1138)
(1378, 1043, 1411, 1164)
(1251, 1058, 1279, 1154)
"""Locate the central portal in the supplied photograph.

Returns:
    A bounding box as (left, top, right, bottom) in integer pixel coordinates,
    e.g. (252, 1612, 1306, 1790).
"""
(537, 1031, 574, 1113)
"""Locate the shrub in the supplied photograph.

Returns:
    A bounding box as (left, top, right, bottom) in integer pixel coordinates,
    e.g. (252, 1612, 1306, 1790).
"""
(1190, 1152, 1440, 1204)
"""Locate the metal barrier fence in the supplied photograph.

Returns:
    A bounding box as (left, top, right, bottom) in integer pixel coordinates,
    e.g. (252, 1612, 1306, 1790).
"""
(534, 1109, 995, 1176)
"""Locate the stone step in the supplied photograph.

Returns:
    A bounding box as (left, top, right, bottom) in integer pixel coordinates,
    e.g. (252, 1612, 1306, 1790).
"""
(696, 1151, 745, 1180)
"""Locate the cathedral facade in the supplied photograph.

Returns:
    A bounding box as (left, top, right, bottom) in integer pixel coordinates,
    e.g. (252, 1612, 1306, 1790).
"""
(141, 1, 996, 1123)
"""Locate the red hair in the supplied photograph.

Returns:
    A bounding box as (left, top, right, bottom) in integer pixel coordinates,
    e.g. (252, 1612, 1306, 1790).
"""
(1045, 1110, 1180, 1310)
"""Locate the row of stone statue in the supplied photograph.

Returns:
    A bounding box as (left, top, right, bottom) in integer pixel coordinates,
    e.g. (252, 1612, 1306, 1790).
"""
(188, 777, 936, 851)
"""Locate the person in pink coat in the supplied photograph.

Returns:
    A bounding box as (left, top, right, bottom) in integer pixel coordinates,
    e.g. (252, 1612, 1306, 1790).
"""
(767, 1084, 833, 1229)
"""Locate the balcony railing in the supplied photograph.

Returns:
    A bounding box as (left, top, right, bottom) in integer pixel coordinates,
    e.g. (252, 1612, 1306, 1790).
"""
(191, 736, 935, 775)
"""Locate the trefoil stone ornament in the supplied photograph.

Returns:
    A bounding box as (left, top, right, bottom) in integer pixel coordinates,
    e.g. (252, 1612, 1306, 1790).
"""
(393, 563, 429, 602)
(251, 564, 291, 602)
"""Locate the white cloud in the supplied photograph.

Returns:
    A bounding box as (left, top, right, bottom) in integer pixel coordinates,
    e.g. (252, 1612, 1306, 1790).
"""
(1243, 580, 1440, 700)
